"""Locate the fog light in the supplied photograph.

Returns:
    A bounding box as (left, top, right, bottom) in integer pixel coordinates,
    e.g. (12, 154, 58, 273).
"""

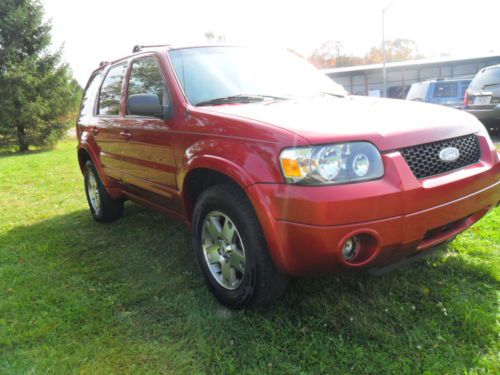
(342, 236, 360, 260)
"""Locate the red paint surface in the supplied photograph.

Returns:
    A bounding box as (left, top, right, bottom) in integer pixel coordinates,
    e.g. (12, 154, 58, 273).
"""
(77, 47, 500, 276)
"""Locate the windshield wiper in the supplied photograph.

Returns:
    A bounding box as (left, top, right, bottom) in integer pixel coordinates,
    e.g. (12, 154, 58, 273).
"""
(319, 92, 346, 98)
(481, 82, 500, 89)
(195, 94, 287, 106)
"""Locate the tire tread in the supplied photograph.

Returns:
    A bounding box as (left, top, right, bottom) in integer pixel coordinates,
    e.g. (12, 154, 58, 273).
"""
(84, 161, 123, 223)
(193, 183, 289, 308)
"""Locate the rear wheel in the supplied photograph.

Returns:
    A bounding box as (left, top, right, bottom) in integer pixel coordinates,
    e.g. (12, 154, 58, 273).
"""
(192, 183, 289, 309)
(84, 160, 123, 222)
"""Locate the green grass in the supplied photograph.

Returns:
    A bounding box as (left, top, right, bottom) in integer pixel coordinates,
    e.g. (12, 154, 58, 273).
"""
(0, 141, 499, 374)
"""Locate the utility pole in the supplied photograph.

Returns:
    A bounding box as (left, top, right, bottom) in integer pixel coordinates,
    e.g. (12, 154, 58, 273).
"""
(382, 1, 394, 97)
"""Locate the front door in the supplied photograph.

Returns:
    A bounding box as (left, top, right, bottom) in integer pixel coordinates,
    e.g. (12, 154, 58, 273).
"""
(113, 55, 181, 217)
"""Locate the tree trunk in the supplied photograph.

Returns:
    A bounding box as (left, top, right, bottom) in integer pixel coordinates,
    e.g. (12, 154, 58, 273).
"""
(17, 125, 28, 152)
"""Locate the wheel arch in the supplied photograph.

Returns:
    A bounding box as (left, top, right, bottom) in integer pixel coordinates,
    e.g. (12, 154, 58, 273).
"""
(180, 157, 254, 224)
(77, 147, 92, 173)
(77, 144, 122, 199)
(182, 162, 292, 277)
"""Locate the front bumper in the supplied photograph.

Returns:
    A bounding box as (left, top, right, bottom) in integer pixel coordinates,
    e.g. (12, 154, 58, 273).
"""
(246, 134, 500, 276)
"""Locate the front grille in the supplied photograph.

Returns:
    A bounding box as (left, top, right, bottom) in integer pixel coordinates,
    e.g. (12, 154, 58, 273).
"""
(400, 134, 481, 179)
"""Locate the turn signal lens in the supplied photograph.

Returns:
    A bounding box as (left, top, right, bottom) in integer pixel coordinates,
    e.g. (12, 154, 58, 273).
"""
(281, 159, 302, 177)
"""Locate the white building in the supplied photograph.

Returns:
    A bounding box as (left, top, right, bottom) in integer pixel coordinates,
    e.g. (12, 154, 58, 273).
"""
(323, 53, 500, 99)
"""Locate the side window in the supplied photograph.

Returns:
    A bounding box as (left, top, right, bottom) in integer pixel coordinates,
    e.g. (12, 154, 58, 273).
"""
(460, 81, 470, 96)
(98, 63, 127, 115)
(432, 82, 458, 98)
(127, 57, 168, 114)
(460, 81, 470, 99)
(80, 72, 102, 116)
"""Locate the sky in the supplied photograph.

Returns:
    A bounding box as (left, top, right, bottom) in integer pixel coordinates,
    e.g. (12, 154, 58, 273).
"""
(42, 0, 500, 86)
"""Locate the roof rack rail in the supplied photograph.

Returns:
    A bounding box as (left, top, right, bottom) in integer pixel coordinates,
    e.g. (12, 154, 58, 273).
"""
(132, 44, 170, 53)
(99, 61, 109, 67)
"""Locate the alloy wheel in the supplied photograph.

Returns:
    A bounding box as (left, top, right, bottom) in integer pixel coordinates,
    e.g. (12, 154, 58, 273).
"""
(201, 211, 246, 290)
(87, 170, 101, 215)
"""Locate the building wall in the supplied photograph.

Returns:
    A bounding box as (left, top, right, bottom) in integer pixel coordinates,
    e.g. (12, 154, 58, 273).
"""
(327, 56, 500, 99)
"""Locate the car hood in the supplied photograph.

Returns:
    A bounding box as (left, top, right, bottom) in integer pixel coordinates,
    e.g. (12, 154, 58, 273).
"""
(200, 95, 482, 151)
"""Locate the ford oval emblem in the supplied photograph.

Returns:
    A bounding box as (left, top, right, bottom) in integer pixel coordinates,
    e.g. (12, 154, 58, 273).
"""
(439, 147, 460, 163)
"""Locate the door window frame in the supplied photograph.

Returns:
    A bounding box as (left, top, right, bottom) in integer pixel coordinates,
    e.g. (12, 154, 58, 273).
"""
(79, 70, 103, 117)
(96, 61, 129, 117)
(124, 53, 172, 119)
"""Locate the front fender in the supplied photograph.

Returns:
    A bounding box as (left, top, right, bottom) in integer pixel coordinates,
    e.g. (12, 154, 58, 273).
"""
(178, 148, 292, 273)
(178, 137, 284, 190)
(179, 154, 255, 191)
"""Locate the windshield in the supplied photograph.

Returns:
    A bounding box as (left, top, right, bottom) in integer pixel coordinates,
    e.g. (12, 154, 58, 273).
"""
(168, 46, 347, 105)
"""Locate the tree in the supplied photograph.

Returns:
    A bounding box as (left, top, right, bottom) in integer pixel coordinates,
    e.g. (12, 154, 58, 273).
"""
(309, 41, 342, 69)
(364, 38, 424, 64)
(308, 38, 424, 69)
(0, 0, 81, 152)
(309, 40, 365, 69)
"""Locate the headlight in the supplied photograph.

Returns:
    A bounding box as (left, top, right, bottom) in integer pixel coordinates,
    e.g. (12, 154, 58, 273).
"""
(279, 142, 384, 184)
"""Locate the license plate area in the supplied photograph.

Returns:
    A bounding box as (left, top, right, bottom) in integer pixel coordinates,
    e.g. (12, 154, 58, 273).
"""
(473, 95, 491, 105)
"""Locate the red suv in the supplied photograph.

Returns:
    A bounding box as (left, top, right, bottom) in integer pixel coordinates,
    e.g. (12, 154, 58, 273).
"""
(77, 45, 500, 308)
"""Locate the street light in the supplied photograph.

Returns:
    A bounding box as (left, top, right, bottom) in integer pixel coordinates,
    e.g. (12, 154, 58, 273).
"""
(382, 1, 394, 97)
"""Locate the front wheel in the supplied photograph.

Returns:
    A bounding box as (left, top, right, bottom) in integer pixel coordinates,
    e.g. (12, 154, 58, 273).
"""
(192, 184, 289, 309)
(84, 160, 123, 222)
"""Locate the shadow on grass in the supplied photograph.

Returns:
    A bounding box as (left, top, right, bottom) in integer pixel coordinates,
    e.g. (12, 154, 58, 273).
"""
(2, 203, 497, 373)
(0, 148, 49, 158)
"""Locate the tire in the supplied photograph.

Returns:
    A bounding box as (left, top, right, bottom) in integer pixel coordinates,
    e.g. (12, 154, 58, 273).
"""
(192, 183, 289, 309)
(84, 160, 124, 222)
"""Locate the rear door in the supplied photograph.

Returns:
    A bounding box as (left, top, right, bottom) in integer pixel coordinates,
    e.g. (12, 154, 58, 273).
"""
(114, 55, 182, 216)
(94, 62, 129, 183)
(77, 70, 103, 146)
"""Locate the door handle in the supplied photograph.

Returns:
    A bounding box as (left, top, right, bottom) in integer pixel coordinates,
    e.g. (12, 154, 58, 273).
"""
(119, 131, 132, 140)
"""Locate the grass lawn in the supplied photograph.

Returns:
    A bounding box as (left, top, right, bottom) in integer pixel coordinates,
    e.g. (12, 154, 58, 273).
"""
(0, 140, 499, 374)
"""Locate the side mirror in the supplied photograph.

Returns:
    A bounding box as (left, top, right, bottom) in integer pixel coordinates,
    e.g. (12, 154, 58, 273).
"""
(127, 94, 171, 119)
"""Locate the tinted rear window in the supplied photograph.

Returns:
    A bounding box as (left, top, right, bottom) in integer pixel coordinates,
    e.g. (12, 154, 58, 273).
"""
(469, 66, 500, 90)
(432, 82, 458, 98)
